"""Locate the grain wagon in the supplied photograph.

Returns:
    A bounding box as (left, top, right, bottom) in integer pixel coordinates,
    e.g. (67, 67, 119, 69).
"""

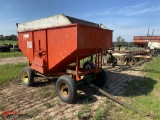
(17, 14, 113, 103)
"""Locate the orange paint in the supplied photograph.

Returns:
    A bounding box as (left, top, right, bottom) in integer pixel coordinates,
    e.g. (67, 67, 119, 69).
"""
(18, 24, 113, 79)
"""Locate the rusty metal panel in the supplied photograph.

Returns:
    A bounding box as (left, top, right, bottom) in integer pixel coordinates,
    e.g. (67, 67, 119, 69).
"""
(134, 36, 160, 43)
(134, 36, 160, 40)
(134, 36, 160, 47)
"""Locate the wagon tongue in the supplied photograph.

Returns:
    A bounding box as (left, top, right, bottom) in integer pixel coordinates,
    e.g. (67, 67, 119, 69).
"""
(89, 83, 156, 119)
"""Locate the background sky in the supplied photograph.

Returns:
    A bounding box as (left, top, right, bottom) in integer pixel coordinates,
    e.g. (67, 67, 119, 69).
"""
(0, 0, 160, 41)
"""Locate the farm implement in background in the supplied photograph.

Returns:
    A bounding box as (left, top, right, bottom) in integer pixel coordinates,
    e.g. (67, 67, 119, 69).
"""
(110, 48, 152, 66)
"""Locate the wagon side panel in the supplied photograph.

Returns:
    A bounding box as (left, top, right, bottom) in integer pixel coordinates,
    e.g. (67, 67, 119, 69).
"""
(47, 25, 77, 71)
(18, 32, 34, 63)
(77, 25, 113, 50)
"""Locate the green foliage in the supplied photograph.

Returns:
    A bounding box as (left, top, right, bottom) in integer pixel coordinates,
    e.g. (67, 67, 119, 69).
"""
(0, 34, 17, 41)
(115, 36, 125, 46)
(128, 42, 135, 47)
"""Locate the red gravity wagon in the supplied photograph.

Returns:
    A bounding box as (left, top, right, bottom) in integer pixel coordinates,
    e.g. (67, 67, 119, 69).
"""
(17, 14, 113, 103)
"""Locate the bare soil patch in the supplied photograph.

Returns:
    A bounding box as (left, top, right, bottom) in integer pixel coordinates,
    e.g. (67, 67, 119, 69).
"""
(0, 57, 27, 65)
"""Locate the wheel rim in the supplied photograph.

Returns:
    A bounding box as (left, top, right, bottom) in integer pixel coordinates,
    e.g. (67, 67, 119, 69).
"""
(59, 83, 69, 98)
(22, 71, 29, 83)
(124, 61, 127, 65)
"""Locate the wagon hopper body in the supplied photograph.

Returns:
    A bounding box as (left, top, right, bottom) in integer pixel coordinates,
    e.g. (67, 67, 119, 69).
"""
(17, 14, 113, 103)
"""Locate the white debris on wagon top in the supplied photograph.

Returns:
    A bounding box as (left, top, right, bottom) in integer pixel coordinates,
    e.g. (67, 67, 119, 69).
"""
(17, 14, 108, 32)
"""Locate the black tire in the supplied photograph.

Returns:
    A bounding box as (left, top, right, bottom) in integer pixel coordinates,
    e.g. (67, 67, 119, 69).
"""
(112, 57, 117, 67)
(56, 75, 77, 103)
(20, 67, 34, 86)
(83, 61, 95, 69)
(93, 69, 107, 87)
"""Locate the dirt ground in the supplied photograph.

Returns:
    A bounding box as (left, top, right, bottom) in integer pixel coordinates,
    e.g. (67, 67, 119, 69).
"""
(0, 60, 147, 120)
(0, 57, 27, 65)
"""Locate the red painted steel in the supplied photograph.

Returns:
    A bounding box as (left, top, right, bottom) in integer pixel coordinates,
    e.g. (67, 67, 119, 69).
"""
(133, 36, 160, 47)
(18, 24, 113, 78)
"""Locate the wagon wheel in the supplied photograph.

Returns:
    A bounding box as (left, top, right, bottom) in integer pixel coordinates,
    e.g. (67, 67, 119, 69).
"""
(107, 57, 117, 67)
(56, 75, 77, 103)
(83, 61, 95, 69)
(124, 58, 132, 66)
(20, 67, 34, 86)
(93, 69, 107, 87)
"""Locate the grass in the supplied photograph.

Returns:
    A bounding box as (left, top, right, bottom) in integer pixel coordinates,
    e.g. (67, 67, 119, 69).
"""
(0, 101, 5, 111)
(77, 104, 91, 119)
(38, 85, 55, 99)
(119, 56, 160, 119)
(0, 51, 24, 58)
(44, 102, 52, 109)
(0, 40, 24, 58)
(28, 108, 40, 118)
(92, 99, 116, 120)
(0, 40, 18, 45)
(0, 63, 27, 84)
(76, 56, 160, 120)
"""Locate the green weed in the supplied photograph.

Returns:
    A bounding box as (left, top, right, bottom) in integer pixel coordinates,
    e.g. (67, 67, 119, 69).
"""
(44, 102, 52, 109)
(0, 101, 5, 111)
(28, 108, 40, 118)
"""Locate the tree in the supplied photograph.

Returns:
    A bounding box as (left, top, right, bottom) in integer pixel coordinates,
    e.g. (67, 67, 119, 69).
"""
(116, 36, 121, 45)
(115, 36, 126, 46)
(1, 34, 18, 41)
(128, 42, 135, 47)
(11, 34, 17, 40)
(0, 35, 4, 40)
(4, 36, 12, 40)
